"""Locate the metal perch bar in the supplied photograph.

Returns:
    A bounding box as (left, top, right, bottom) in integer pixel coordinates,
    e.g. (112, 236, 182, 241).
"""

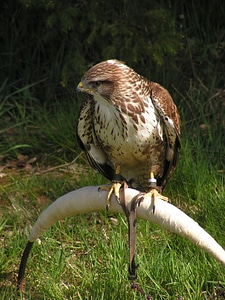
(18, 185, 225, 290)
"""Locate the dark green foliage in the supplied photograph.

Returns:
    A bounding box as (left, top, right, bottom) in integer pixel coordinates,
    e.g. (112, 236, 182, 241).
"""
(1, 0, 224, 100)
(175, 0, 225, 89)
(1, 0, 183, 101)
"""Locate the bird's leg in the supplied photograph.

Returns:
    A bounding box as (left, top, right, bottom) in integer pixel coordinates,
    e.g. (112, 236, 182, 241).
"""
(147, 172, 169, 213)
(106, 165, 124, 210)
(99, 165, 124, 210)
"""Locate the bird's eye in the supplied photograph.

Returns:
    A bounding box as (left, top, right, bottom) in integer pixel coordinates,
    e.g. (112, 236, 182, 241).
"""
(91, 81, 101, 88)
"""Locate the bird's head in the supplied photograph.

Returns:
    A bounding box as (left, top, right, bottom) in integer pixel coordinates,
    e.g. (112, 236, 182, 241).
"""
(76, 59, 133, 100)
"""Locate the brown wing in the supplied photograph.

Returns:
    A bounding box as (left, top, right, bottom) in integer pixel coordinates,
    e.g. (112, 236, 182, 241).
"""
(150, 82, 181, 188)
(77, 95, 115, 181)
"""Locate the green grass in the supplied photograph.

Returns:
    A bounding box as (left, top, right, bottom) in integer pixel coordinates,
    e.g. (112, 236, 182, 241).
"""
(1, 164, 225, 299)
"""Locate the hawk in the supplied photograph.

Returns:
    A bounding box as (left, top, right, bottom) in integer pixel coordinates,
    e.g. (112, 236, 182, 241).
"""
(77, 59, 181, 283)
(76, 59, 180, 209)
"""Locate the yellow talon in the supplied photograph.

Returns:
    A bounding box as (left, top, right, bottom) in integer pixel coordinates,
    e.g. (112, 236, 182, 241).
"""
(99, 165, 123, 210)
(149, 189, 169, 213)
(147, 172, 170, 213)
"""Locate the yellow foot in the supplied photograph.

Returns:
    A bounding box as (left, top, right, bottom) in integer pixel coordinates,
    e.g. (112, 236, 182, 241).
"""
(141, 188, 170, 213)
(99, 182, 122, 210)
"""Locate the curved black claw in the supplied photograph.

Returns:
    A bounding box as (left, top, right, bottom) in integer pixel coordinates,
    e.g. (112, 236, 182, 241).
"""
(115, 195, 121, 205)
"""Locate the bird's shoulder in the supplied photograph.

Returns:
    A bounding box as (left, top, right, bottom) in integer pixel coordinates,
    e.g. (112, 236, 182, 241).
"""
(149, 81, 181, 140)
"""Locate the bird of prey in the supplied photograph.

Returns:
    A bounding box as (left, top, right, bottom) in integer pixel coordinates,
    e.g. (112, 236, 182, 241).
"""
(76, 59, 180, 210)
(77, 59, 181, 284)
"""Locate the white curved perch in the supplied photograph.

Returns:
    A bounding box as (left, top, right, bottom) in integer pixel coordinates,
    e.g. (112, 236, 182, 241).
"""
(28, 185, 225, 266)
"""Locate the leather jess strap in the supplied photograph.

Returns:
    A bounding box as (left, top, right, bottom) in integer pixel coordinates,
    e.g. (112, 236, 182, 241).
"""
(119, 185, 152, 299)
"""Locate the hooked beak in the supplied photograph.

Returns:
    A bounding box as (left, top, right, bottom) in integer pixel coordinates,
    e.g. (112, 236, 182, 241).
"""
(76, 81, 95, 95)
(76, 81, 84, 92)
